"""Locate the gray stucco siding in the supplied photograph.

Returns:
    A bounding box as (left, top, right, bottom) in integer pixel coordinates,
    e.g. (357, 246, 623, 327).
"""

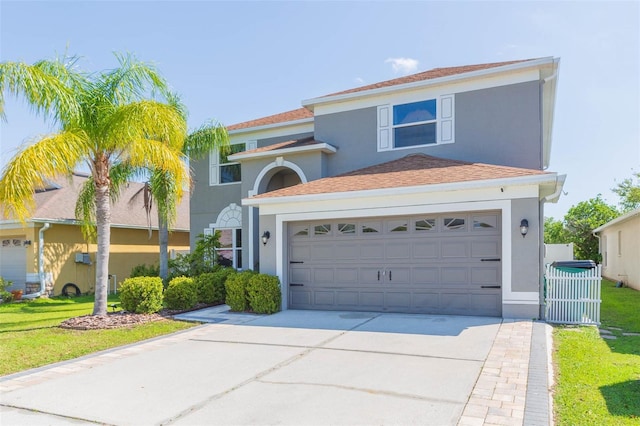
(510, 197, 542, 293)
(314, 81, 543, 177)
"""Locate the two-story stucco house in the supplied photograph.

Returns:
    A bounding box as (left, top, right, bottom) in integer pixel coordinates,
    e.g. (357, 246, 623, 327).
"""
(191, 57, 565, 319)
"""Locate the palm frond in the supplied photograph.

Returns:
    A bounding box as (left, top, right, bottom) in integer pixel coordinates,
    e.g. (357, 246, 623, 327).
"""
(0, 59, 84, 123)
(185, 120, 229, 159)
(0, 130, 89, 221)
(102, 100, 187, 152)
(75, 178, 97, 242)
(101, 53, 169, 105)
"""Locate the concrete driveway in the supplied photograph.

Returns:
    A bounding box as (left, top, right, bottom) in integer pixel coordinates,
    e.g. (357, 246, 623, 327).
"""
(0, 310, 547, 426)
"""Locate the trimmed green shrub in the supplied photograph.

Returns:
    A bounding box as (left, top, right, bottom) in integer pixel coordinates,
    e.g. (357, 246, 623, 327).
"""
(164, 276, 198, 310)
(247, 274, 281, 314)
(130, 263, 160, 278)
(119, 277, 164, 314)
(225, 270, 256, 312)
(195, 268, 235, 304)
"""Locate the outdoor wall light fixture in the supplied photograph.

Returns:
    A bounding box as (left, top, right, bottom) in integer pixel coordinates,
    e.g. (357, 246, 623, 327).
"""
(261, 231, 271, 246)
(520, 219, 529, 238)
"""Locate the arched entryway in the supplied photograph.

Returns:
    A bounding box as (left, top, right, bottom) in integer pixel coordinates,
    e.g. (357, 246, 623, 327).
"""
(248, 160, 307, 270)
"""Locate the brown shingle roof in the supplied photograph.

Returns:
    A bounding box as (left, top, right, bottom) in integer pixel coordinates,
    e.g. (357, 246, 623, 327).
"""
(250, 154, 549, 199)
(2, 173, 190, 230)
(227, 59, 538, 132)
(321, 59, 535, 98)
(227, 108, 313, 131)
(236, 136, 326, 155)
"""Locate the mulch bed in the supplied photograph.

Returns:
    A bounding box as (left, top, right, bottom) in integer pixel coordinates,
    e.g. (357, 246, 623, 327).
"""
(59, 303, 217, 330)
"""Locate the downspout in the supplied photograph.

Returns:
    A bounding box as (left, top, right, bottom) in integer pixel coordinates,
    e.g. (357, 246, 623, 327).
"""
(22, 223, 51, 299)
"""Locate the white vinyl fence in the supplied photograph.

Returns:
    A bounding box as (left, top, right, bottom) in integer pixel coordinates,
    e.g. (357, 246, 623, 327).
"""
(545, 264, 602, 325)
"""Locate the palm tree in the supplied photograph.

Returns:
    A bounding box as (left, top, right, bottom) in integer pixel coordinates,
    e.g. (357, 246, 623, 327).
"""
(0, 53, 189, 315)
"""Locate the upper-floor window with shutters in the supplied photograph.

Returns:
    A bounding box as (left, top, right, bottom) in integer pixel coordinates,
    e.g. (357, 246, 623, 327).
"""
(209, 141, 256, 185)
(377, 95, 454, 151)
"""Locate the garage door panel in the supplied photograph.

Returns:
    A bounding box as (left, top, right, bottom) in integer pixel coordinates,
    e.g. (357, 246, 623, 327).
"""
(385, 242, 410, 259)
(334, 244, 360, 260)
(310, 244, 336, 261)
(290, 289, 311, 306)
(360, 292, 384, 309)
(385, 267, 410, 284)
(413, 241, 439, 258)
(335, 268, 358, 284)
(471, 240, 500, 258)
(336, 291, 359, 307)
(314, 291, 335, 306)
(440, 292, 470, 310)
(412, 292, 440, 309)
(471, 267, 500, 285)
(413, 267, 440, 284)
(290, 244, 311, 262)
(386, 292, 411, 309)
(288, 211, 502, 316)
(440, 267, 468, 285)
(313, 268, 335, 283)
(360, 244, 384, 260)
(441, 241, 469, 258)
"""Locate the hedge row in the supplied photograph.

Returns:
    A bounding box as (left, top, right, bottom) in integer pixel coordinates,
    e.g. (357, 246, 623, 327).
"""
(118, 269, 281, 314)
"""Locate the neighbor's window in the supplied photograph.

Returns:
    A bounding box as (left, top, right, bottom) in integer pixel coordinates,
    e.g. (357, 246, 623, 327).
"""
(377, 95, 454, 151)
(618, 230, 622, 256)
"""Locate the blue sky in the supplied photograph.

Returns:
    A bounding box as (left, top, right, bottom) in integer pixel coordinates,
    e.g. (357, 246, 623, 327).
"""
(1, 1, 638, 220)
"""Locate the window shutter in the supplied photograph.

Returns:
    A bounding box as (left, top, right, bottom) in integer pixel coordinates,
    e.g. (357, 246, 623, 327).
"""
(438, 95, 454, 144)
(377, 105, 391, 151)
(209, 148, 219, 185)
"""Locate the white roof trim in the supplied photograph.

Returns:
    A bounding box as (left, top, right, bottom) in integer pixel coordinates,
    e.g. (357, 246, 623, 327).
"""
(229, 142, 337, 161)
(302, 57, 557, 109)
(243, 172, 559, 207)
(593, 208, 640, 234)
(228, 117, 314, 136)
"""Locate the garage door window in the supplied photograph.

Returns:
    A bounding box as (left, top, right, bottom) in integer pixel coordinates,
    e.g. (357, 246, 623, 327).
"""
(415, 219, 436, 232)
(361, 222, 381, 234)
(314, 224, 332, 236)
(473, 215, 498, 230)
(388, 220, 408, 232)
(444, 217, 466, 231)
(338, 223, 356, 235)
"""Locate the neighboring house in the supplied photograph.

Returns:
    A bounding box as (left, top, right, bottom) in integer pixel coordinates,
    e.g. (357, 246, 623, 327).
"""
(190, 57, 566, 318)
(0, 173, 190, 296)
(593, 208, 640, 291)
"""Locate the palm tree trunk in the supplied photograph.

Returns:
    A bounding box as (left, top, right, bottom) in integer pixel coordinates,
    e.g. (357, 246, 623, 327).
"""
(158, 211, 169, 281)
(92, 175, 111, 316)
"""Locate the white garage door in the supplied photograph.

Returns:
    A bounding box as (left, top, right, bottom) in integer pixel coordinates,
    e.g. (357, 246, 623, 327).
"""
(0, 236, 27, 289)
(288, 211, 502, 316)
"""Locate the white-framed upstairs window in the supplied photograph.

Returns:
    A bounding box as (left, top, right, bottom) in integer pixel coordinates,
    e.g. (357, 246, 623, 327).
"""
(377, 94, 454, 151)
(209, 141, 257, 186)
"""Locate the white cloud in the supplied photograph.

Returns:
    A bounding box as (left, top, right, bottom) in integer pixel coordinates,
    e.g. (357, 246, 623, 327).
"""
(385, 57, 419, 75)
(354, 77, 365, 85)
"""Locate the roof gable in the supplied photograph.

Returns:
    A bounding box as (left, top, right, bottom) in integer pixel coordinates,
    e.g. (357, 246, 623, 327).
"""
(227, 58, 543, 131)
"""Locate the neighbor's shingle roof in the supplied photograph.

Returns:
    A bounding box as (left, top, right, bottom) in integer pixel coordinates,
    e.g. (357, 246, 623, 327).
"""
(227, 59, 537, 131)
(250, 154, 549, 199)
(2, 173, 190, 230)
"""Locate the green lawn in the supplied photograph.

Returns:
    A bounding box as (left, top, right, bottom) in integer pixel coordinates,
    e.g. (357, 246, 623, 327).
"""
(0, 295, 196, 377)
(553, 279, 640, 425)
